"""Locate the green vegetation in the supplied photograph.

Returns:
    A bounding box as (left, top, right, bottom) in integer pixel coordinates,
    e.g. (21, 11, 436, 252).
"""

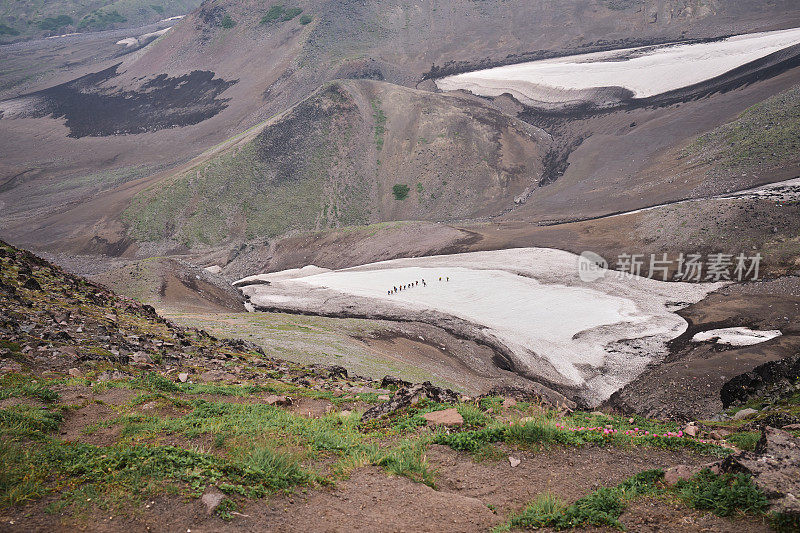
(392, 184, 410, 200)
(683, 85, 800, 170)
(674, 469, 769, 517)
(220, 14, 236, 28)
(434, 415, 727, 457)
(725, 431, 761, 451)
(37, 15, 73, 31)
(122, 85, 368, 246)
(1, 0, 203, 40)
(299, 14, 313, 25)
(0, 23, 20, 36)
(501, 470, 664, 531)
(499, 468, 773, 531)
(78, 10, 126, 30)
(371, 98, 387, 151)
(0, 374, 59, 403)
(261, 5, 303, 24)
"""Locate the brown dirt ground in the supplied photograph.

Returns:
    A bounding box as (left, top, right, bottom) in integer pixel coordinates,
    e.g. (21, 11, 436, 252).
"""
(1, 443, 752, 533)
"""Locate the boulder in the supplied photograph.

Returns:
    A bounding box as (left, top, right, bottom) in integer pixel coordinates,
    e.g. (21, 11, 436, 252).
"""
(732, 408, 758, 420)
(265, 395, 292, 407)
(719, 427, 800, 516)
(68, 367, 82, 378)
(178, 372, 189, 383)
(664, 462, 722, 486)
(201, 487, 225, 515)
(198, 370, 234, 383)
(422, 408, 463, 427)
(131, 351, 153, 365)
(682, 423, 698, 437)
(361, 381, 460, 420)
(508, 456, 521, 468)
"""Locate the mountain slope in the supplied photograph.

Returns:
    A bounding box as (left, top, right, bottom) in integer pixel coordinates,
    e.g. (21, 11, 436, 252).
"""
(121, 80, 549, 249)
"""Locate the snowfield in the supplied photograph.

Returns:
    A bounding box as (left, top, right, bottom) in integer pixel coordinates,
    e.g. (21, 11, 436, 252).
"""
(436, 27, 800, 106)
(691, 327, 782, 346)
(239, 248, 724, 405)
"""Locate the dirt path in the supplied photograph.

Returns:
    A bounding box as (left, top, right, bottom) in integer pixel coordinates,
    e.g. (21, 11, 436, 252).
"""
(3, 445, 735, 533)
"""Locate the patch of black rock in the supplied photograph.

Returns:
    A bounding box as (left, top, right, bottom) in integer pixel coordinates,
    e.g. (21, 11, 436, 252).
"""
(5, 63, 236, 138)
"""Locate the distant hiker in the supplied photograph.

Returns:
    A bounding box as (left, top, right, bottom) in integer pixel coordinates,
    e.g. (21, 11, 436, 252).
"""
(439, 277, 442, 281)
(446, 276, 449, 282)
(422, 279, 426, 287)
(415, 281, 418, 286)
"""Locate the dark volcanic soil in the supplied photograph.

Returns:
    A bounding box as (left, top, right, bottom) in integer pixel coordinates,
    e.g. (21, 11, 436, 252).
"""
(606, 276, 800, 420)
(3, 63, 236, 137)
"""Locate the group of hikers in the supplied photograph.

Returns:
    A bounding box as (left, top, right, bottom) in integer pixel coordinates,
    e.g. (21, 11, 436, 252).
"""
(387, 276, 449, 295)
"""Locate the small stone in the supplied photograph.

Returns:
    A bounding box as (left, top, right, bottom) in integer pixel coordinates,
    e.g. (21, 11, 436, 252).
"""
(339, 410, 352, 418)
(198, 370, 234, 383)
(709, 429, 731, 440)
(201, 488, 225, 515)
(683, 423, 698, 437)
(131, 352, 153, 365)
(502, 398, 518, 409)
(509, 456, 521, 468)
(68, 367, 82, 378)
(664, 464, 700, 486)
(265, 395, 291, 406)
(732, 408, 759, 420)
(378, 394, 390, 401)
(422, 408, 463, 427)
(178, 372, 189, 383)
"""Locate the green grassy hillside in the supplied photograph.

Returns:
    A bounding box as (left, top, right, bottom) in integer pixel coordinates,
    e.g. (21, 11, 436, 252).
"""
(0, 0, 202, 41)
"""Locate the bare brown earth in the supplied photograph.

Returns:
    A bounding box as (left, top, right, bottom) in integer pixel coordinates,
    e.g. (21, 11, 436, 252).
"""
(161, 310, 536, 395)
(2, 0, 800, 256)
(606, 276, 800, 420)
(2, 447, 741, 533)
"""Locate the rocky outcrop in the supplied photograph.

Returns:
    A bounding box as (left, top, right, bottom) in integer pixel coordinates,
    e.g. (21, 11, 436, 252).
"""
(361, 382, 460, 420)
(721, 353, 800, 408)
(720, 427, 800, 517)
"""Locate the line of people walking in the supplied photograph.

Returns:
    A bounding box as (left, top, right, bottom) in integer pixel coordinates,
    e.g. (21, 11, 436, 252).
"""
(386, 276, 449, 295)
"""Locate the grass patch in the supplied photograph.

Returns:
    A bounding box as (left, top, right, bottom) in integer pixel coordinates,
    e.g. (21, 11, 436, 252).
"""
(371, 99, 387, 151)
(683, 84, 800, 170)
(435, 413, 729, 457)
(499, 470, 664, 531)
(261, 5, 303, 24)
(37, 15, 73, 31)
(725, 431, 761, 451)
(674, 469, 769, 517)
(0, 373, 59, 403)
(500, 468, 772, 531)
(373, 439, 435, 487)
(0, 23, 20, 36)
(392, 184, 410, 200)
(220, 15, 236, 28)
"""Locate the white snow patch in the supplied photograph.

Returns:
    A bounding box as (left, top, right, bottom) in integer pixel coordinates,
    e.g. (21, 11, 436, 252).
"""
(691, 327, 782, 346)
(235, 265, 331, 286)
(244, 248, 723, 403)
(436, 27, 800, 103)
(116, 26, 171, 47)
